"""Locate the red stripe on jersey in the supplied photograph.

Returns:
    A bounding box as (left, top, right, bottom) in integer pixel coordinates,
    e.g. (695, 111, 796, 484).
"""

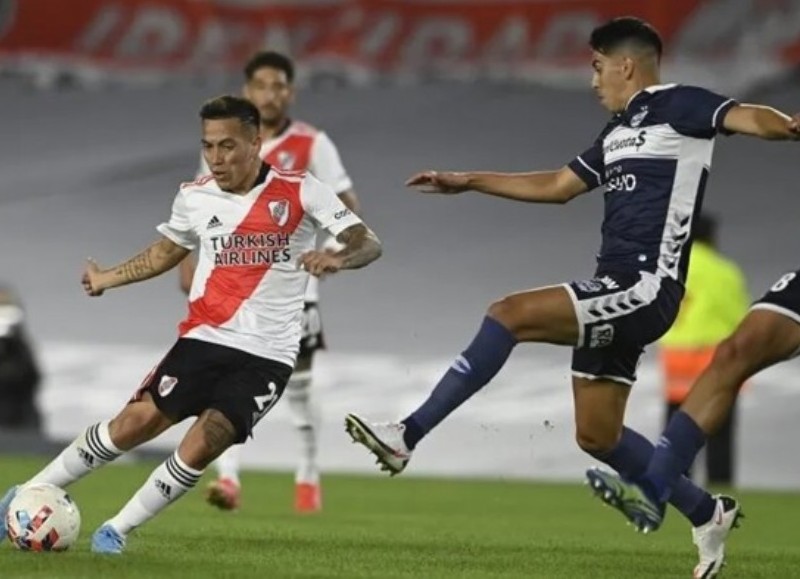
(179, 175, 305, 336)
(263, 133, 315, 172)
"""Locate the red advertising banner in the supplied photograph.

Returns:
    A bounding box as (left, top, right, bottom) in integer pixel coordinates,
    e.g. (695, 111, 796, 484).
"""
(0, 0, 797, 86)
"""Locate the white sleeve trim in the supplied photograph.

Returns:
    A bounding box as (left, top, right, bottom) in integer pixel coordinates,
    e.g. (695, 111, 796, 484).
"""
(711, 98, 735, 128)
(576, 155, 602, 185)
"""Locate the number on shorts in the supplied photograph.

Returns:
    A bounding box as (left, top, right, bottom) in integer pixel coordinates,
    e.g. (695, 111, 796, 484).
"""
(771, 272, 797, 293)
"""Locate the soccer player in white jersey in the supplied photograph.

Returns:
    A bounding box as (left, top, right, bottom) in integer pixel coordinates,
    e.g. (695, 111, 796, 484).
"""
(182, 51, 360, 513)
(344, 17, 798, 577)
(0, 95, 381, 554)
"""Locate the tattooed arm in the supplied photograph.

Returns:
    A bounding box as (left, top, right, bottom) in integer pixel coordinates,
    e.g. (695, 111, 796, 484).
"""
(299, 224, 382, 277)
(82, 237, 191, 297)
(334, 223, 381, 269)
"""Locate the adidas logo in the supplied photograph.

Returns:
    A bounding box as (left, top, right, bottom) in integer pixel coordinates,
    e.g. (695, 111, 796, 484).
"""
(207, 215, 223, 229)
(77, 447, 95, 468)
(155, 478, 172, 499)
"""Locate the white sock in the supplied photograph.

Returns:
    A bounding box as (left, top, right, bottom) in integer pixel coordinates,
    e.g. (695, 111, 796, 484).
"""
(106, 451, 202, 536)
(286, 374, 319, 484)
(27, 421, 122, 488)
(214, 445, 242, 486)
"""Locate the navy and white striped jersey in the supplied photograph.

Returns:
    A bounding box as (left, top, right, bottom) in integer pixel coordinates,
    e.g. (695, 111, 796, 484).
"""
(568, 83, 737, 284)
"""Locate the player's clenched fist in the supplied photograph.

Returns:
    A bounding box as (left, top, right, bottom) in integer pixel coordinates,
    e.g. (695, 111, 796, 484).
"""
(82, 258, 106, 297)
(300, 251, 344, 277)
(405, 171, 470, 194)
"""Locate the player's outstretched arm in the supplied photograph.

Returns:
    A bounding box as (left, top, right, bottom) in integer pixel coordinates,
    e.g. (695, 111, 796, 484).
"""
(82, 237, 191, 297)
(723, 105, 800, 140)
(405, 167, 588, 204)
(299, 224, 382, 277)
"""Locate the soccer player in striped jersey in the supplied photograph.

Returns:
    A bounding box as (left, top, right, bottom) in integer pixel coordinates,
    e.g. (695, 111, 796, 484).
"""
(0, 95, 381, 554)
(183, 52, 360, 513)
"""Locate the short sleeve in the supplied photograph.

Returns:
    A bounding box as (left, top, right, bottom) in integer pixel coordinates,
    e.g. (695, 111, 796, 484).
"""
(568, 141, 604, 190)
(156, 190, 198, 250)
(667, 86, 738, 138)
(300, 173, 362, 237)
(308, 132, 353, 194)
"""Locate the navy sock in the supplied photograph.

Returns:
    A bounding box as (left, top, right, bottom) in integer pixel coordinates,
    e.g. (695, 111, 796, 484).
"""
(402, 317, 517, 450)
(642, 411, 708, 504)
(596, 426, 717, 527)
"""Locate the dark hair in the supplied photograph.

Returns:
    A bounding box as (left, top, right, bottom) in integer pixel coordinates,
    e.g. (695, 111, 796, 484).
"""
(244, 51, 295, 83)
(199, 95, 260, 130)
(694, 213, 718, 245)
(589, 17, 663, 59)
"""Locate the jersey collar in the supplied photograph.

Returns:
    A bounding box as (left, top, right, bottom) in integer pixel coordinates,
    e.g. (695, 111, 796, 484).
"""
(624, 83, 678, 111)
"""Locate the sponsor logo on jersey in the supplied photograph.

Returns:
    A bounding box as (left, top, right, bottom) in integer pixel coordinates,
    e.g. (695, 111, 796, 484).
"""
(158, 375, 178, 397)
(603, 130, 647, 155)
(268, 199, 290, 227)
(206, 215, 223, 229)
(210, 233, 292, 266)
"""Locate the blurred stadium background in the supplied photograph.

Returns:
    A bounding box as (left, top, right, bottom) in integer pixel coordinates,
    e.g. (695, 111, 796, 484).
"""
(1, 0, 799, 490)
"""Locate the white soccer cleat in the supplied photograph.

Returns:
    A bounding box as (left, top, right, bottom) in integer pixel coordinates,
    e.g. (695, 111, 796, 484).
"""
(692, 495, 743, 578)
(344, 413, 412, 476)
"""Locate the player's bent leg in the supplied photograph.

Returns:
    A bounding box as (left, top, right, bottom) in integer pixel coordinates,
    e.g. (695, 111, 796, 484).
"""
(94, 410, 237, 553)
(106, 393, 176, 451)
(346, 286, 581, 474)
(572, 376, 663, 532)
(487, 285, 580, 345)
(0, 393, 174, 539)
(208, 401, 249, 510)
(683, 309, 800, 434)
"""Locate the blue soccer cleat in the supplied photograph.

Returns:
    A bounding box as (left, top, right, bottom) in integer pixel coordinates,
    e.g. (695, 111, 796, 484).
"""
(0, 485, 19, 539)
(586, 467, 665, 533)
(91, 524, 126, 554)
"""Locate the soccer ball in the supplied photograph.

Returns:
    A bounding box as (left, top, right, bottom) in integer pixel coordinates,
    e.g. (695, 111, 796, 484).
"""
(5, 483, 81, 551)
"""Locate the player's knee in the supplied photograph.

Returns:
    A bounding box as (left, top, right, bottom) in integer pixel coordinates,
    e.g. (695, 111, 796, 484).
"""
(487, 296, 525, 334)
(574, 426, 618, 456)
(713, 329, 764, 374)
(109, 399, 169, 450)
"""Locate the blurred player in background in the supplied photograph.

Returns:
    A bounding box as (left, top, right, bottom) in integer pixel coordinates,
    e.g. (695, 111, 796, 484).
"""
(0, 96, 381, 554)
(344, 16, 799, 578)
(658, 213, 749, 485)
(0, 287, 42, 432)
(181, 51, 361, 514)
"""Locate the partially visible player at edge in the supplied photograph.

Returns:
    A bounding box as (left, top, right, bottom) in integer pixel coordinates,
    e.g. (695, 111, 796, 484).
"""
(344, 17, 799, 579)
(0, 95, 381, 554)
(585, 269, 800, 535)
(181, 51, 360, 514)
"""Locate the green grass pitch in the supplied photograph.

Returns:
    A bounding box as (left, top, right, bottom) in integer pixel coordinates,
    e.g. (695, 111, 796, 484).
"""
(2, 455, 799, 578)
